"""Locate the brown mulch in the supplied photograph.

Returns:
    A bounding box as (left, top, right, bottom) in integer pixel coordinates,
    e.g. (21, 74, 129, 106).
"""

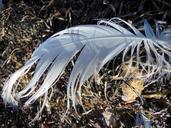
(0, 0, 171, 127)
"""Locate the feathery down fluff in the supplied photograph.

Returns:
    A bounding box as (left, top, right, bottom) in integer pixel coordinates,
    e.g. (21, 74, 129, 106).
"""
(1, 17, 171, 120)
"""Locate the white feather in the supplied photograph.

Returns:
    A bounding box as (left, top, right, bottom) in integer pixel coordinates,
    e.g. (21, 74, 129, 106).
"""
(1, 18, 171, 121)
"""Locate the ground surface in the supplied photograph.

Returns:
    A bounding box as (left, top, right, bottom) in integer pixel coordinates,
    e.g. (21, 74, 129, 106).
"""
(0, 0, 171, 127)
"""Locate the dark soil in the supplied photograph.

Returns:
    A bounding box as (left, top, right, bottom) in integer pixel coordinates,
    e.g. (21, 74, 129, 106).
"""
(0, 0, 171, 127)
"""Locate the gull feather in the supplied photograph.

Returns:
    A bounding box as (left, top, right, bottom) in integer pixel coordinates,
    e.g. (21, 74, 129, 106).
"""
(1, 17, 171, 120)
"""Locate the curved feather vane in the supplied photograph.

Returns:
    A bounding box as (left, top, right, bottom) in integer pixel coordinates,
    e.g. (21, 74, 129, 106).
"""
(1, 18, 171, 120)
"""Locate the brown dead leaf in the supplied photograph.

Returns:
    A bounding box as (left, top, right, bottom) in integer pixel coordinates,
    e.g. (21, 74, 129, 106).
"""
(120, 64, 144, 103)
